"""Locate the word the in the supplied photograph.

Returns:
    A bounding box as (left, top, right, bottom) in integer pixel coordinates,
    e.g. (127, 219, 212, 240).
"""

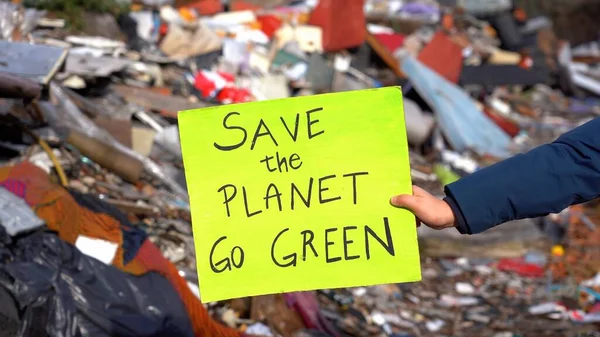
(218, 172, 369, 217)
(260, 151, 302, 173)
(213, 108, 325, 151)
(271, 217, 395, 267)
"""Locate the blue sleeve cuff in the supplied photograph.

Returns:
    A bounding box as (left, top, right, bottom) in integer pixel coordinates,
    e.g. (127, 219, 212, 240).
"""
(443, 195, 471, 235)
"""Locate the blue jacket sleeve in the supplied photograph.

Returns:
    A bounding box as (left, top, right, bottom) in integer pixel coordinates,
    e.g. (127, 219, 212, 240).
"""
(444, 117, 600, 234)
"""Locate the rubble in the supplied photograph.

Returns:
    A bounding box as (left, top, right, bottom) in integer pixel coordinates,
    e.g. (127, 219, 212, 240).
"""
(0, 0, 599, 336)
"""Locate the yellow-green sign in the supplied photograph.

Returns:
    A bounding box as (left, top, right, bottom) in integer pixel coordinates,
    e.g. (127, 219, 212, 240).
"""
(179, 87, 420, 302)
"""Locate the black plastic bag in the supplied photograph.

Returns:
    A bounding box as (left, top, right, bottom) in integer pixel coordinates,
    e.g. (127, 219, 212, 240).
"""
(0, 229, 193, 337)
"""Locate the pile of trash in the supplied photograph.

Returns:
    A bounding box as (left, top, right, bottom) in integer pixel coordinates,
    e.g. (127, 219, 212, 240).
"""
(0, 0, 600, 336)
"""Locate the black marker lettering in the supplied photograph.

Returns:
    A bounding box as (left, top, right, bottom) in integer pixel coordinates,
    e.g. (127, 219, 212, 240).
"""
(209, 236, 230, 273)
(242, 186, 262, 217)
(214, 112, 247, 151)
(264, 183, 283, 211)
(291, 178, 313, 210)
(306, 107, 325, 139)
(325, 228, 341, 263)
(251, 119, 278, 150)
(260, 155, 277, 172)
(319, 175, 341, 204)
(289, 153, 302, 170)
(301, 229, 318, 261)
(364, 217, 395, 260)
(343, 226, 360, 260)
(231, 246, 245, 268)
(271, 228, 297, 267)
(275, 151, 288, 172)
(217, 184, 237, 217)
(280, 114, 300, 141)
(343, 172, 369, 204)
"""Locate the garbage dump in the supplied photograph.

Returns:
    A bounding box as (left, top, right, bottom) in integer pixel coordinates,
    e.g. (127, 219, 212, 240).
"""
(0, 0, 599, 336)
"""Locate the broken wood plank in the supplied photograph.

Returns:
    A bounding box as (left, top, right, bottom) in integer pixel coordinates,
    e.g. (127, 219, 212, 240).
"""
(0, 72, 41, 100)
(104, 198, 160, 216)
(112, 84, 214, 118)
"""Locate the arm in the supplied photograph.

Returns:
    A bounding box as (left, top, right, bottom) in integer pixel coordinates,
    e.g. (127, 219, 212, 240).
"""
(445, 117, 600, 234)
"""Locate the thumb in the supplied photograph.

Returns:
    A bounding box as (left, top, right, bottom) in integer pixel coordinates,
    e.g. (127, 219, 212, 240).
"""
(390, 194, 420, 211)
(411, 185, 430, 197)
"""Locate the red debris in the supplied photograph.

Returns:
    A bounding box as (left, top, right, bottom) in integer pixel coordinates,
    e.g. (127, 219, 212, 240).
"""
(418, 31, 463, 83)
(373, 33, 405, 53)
(194, 70, 254, 104)
(180, 0, 223, 15)
(308, 0, 366, 52)
(230, 0, 262, 11)
(496, 258, 545, 278)
(482, 107, 520, 137)
(257, 14, 283, 39)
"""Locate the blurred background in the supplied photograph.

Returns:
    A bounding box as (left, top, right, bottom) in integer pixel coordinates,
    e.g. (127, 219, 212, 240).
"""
(0, 0, 599, 336)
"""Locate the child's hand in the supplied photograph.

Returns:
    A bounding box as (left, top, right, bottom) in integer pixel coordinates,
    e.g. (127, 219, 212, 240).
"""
(390, 185, 456, 230)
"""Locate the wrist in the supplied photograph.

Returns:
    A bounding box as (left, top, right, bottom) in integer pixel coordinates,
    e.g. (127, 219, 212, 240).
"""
(441, 201, 457, 228)
(443, 197, 470, 234)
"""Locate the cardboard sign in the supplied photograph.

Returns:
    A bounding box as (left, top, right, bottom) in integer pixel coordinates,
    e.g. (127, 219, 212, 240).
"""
(179, 87, 421, 302)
